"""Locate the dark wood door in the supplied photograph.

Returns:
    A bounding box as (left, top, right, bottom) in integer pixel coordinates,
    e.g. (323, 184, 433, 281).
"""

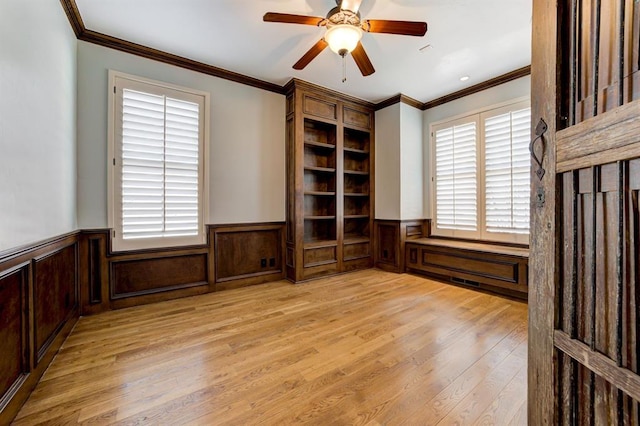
(530, 0, 640, 423)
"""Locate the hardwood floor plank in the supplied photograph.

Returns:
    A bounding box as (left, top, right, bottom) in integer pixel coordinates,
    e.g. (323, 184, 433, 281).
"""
(13, 270, 527, 425)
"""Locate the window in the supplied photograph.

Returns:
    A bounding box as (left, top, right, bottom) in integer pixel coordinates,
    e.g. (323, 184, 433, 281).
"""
(108, 71, 209, 251)
(431, 99, 530, 244)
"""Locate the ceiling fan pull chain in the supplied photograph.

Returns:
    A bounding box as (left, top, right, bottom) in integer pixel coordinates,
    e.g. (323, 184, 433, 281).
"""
(342, 54, 347, 83)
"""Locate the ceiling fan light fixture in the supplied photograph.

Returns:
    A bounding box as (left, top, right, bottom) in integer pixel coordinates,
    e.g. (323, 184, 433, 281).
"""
(325, 24, 363, 56)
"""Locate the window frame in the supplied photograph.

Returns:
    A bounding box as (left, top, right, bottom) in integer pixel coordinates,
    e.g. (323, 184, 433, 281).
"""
(107, 70, 210, 252)
(430, 97, 530, 245)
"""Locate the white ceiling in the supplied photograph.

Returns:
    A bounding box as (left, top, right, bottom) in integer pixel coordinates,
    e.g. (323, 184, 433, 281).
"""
(74, 0, 532, 103)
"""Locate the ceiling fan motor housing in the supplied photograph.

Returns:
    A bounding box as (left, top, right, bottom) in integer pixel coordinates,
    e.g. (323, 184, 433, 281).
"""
(326, 7, 361, 24)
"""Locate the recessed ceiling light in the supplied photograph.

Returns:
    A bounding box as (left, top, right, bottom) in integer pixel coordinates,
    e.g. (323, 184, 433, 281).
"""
(460, 75, 470, 82)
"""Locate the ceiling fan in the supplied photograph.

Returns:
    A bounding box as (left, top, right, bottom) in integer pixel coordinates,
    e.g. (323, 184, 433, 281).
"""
(263, 0, 427, 78)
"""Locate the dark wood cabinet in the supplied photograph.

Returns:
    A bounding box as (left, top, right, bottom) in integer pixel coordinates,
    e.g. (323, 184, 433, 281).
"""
(285, 80, 374, 282)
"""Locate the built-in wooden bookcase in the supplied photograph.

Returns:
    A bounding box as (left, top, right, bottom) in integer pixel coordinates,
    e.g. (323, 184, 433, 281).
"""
(285, 79, 374, 282)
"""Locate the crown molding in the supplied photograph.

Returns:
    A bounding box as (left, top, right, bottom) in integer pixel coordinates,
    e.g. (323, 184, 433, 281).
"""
(421, 66, 531, 110)
(58, 0, 284, 94)
(59, 0, 84, 37)
(283, 78, 375, 108)
(375, 94, 423, 111)
(58, 0, 530, 110)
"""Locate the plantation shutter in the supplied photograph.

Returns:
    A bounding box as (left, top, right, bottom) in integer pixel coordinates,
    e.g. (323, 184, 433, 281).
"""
(121, 89, 200, 241)
(484, 107, 531, 235)
(434, 121, 478, 232)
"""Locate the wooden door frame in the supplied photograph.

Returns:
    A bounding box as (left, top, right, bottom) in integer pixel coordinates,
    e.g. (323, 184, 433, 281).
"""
(528, 0, 559, 423)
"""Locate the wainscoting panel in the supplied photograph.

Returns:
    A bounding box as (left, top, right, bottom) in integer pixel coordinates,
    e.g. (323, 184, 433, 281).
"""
(110, 253, 208, 299)
(33, 243, 78, 361)
(211, 223, 285, 291)
(0, 263, 29, 417)
(374, 219, 428, 273)
(0, 232, 80, 425)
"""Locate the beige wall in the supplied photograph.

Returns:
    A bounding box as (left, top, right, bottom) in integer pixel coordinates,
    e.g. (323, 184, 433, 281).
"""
(76, 42, 286, 228)
(0, 0, 77, 252)
(374, 102, 425, 221)
(374, 104, 401, 220)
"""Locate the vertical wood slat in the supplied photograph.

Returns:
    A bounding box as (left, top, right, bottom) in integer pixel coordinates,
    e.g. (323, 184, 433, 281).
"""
(570, 0, 580, 126)
(616, 162, 624, 367)
(618, 0, 626, 106)
(570, 170, 580, 425)
(590, 166, 598, 352)
(616, 161, 625, 425)
(592, 0, 602, 117)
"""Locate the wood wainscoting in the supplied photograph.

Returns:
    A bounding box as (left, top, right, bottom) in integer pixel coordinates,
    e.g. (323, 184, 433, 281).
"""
(78, 230, 214, 312)
(79, 222, 286, 314)
(405, 238, 529, 300)
(373, 219, 429, 273)
(0, 232, 80, 425)
(0, 222, 284, 423)
(210, 223, 285, 291)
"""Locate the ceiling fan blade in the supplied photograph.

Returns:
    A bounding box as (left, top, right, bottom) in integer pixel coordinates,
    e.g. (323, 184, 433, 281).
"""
(263, 12, 324, 26)
(363, 19, 427, 36)
(339, 0, 363, 14)
(351, 42, 375, 76)
(293, 39, 329, 70)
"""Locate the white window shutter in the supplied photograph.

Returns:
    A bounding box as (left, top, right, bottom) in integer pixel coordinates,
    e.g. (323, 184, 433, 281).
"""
(435, 122, 477, 232)
(164, 98, 200, 237)
(120, 89, 200, 241)
(484, 107, 531, 235)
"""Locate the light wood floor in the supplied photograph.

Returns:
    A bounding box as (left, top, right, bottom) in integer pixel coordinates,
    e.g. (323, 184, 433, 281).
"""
(14, 270, 528, 425)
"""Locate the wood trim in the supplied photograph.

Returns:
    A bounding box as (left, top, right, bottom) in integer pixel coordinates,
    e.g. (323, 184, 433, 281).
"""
(374, 94, 423, 111)
(58, 0, 84, 37)
(556, 100, 640, 172)
(79, 30, 283, 94)
(284, 79, 375, 109)
(59, 0, 282, 94)
(422, 66, 531, 110)
(0, 231, 80, 267)
(554, 330, 640, 402)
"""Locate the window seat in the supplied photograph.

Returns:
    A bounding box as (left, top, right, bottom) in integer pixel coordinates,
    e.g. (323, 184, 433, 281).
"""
(405, 238, 529, 299)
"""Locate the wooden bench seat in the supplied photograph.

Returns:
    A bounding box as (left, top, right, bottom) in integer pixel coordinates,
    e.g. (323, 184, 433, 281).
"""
(405, 238, 529, 299)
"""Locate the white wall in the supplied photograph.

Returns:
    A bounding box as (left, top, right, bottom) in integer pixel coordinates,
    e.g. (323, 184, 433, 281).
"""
(0, 1, 77, 252)
(77, 42, 286, 228)
(375, 102, 425, 221)
(422, 75, 531, 218)
(399, 103, 424, 220)
(374, 104, 401, 220)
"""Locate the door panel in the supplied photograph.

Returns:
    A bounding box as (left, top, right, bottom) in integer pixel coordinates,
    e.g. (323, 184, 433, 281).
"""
(531, 0, 640, 423)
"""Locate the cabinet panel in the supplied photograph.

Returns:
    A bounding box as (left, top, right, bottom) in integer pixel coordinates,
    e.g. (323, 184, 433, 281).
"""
(343, 106, 371, 129)
(303, 95, 337, 120)
(304, 246, 337, 267)
(344, 242, 370, 260)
